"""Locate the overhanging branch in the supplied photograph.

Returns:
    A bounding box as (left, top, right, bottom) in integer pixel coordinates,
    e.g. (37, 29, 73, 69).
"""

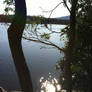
(22, 36, 65, 52)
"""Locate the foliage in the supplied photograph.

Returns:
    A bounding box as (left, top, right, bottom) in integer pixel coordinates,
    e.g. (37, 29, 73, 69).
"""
(23, 23, 68, 51)
(3, 0, 14, 5)
(58, 0, 92, 92)
(3, 0, 15, 15)
(41, 33, 50, 39)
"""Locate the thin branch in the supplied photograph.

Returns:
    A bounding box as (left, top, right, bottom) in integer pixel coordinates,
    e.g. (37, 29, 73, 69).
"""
(41, 1, 63, 18)
(22, 36, 65, 52)
(41, 1, 70, 18)
(49, 1, 63, 18)
(63, 0, 71, 13)
(45, 25, 61, 34)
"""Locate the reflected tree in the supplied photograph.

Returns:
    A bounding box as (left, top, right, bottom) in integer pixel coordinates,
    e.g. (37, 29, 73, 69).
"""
(7, 0, 33, 92)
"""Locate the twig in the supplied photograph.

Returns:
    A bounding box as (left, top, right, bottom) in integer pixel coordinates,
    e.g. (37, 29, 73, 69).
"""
(22, 36, 65, 52)
(63, 0, 70, 13)
(41, 1, 70, 18)
(48, 1, 63, 18)
(41, 1, 63, 18)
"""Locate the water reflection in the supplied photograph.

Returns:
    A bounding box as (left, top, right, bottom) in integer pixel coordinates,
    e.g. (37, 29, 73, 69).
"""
(40, 73, 61, 92)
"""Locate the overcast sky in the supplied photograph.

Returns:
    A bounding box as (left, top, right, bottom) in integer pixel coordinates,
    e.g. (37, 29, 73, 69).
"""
(0, 0, 70, 18)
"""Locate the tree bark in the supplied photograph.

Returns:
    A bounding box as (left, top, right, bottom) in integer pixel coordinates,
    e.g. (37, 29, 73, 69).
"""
(64, 0, 78, 92)
(8, 0, 33, 92)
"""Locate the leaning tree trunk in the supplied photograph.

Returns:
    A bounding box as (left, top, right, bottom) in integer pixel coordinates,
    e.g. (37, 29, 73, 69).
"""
(64, 0, 78, 92)
(8, 0, 33, 92)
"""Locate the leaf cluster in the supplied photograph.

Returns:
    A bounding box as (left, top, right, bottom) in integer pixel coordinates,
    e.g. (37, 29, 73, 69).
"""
(3, 0, 15, 15)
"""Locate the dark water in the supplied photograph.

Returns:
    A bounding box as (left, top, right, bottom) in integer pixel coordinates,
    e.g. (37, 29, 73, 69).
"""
(0, 23, 65, 91)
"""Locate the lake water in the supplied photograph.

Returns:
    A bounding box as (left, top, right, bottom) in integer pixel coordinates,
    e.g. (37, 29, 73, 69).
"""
(0, 23, 65, 92)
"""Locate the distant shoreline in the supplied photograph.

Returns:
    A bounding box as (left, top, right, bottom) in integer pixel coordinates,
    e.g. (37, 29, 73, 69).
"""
(0, 15, 69, 25)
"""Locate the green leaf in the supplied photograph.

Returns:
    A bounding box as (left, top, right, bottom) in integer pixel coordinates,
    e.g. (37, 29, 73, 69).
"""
(41, 33, 50, 39)
(71, 65, 81, 73)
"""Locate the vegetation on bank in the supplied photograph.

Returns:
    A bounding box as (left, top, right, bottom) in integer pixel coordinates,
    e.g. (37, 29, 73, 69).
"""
(0, 15, 69, 25)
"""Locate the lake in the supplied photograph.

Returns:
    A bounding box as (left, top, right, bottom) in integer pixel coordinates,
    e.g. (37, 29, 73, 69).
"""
(0, 23, 65, 92)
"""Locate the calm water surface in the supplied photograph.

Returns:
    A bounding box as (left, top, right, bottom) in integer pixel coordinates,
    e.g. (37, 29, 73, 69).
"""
(0, 23, 65, 91)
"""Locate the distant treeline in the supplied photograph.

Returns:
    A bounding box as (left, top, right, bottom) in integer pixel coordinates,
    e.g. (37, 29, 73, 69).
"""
(0, 15, 69, 25)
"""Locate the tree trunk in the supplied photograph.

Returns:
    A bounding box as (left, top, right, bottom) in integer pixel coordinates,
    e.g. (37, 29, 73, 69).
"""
(64, 0, 78, 92)
(8, 0, 33, 92)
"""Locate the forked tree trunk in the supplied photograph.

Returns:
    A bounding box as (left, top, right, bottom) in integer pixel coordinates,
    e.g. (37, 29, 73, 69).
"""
(8, 0, 33, 92)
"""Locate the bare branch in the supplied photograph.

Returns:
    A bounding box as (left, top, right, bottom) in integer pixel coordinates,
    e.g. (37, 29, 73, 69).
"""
(45, 25, 61, 34)
(22, 36, 65, 52)
(40, 1, 63, 18)
(40, 0, 70, 18)
(48, 1, 63, 18)
(63, 0, 70, 13)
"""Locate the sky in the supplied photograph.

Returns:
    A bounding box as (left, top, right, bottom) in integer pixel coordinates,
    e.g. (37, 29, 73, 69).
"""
(0, 0, 70, 18)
